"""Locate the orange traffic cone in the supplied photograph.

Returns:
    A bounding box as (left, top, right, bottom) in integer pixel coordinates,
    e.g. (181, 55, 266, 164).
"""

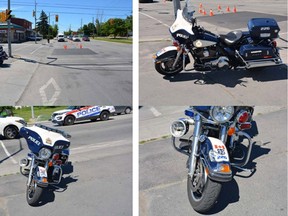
(203, 9, 207, 16)
(218, 5, 221, 11)
(209, 9, 214, 16)
(233, 6, 237, 13)
(64, 45, 67, 50)
(226, 6, 230, 12)
(199, 3, 203, 8)
(80, 44, 83, 49)
(199, 8, 203, 13)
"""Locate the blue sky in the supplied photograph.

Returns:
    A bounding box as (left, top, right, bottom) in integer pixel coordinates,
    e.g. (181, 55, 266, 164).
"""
(0, 0, 132, 32)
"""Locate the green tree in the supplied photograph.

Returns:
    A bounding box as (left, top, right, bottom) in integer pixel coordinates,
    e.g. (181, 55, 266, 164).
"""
(125, 15, 132, 36)
(36, 10, 49, 38)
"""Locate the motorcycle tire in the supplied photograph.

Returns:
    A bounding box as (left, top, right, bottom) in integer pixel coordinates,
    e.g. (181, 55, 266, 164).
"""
(187, 159, 222, 213)
(26, 179, 43, 206)
(155, 57, 183, 76)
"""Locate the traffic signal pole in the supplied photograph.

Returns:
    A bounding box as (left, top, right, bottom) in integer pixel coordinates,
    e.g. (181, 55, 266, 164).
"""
(7, 0, 12, 57)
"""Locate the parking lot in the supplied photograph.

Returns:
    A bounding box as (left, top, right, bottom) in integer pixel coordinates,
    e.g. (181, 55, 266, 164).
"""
(0, 114, 132, 216)
(139, 0, 287, 105)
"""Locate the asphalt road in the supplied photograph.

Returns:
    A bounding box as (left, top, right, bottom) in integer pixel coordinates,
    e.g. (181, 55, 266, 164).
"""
(0, 114, 132, 216)
(0, 39, 132, 105)
(139, 108, 287, 216)
(139, 0, 287, 105)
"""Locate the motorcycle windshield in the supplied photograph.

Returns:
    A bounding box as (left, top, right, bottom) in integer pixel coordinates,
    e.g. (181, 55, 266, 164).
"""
(182, 2, 196, 22)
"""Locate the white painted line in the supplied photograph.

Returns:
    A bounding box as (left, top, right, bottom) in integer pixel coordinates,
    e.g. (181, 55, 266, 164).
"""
(0, 141, 17, 164)
(64, 65, 132, 68)
(150, 107, 162, 117)
(30, 45, 44, 55)
(140, 12, 170, 28)
(39, 77, 61, 105)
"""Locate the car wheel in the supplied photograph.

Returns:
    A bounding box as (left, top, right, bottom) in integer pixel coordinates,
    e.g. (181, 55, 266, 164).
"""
(124, 107, 132, 114)
(4, 125, 19, 139)
(64, 115, 75, 126)
(100, 111, 110, 121)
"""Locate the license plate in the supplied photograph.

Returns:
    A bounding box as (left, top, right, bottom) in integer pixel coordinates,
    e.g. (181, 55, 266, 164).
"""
(260, 33, 270, 38)
(38, 166, 47, 178)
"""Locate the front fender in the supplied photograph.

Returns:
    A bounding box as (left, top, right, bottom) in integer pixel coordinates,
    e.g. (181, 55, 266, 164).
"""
(200, 137, 232, 182)
(153, 46, 178, 62)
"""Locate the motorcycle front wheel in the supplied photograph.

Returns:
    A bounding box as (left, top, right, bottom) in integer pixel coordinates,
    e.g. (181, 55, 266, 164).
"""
(26, 178, 43, 206)
(155, 56, 183, 76)
(187, 159, 222, 213)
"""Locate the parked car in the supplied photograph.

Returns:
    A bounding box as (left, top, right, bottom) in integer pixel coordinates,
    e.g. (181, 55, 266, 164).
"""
(0, 116, 27, 139)
(27, 35, 42, 41)
(82, 35, 90, 41)
(72, 35, 81, 42)
(51, 106, 116, 126)
(114, 106, 132, 115)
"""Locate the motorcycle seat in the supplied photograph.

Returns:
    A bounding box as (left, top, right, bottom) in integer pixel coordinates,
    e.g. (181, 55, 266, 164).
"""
(220, 30, 243, 46)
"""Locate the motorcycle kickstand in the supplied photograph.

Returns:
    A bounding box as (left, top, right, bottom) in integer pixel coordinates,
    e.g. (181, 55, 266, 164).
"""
(49, 184, 67, 192)
(233, 165, 256, 174)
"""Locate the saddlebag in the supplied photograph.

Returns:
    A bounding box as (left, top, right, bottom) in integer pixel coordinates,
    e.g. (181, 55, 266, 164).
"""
(239, 44, 276, 60)
(248, 18, 280, 40)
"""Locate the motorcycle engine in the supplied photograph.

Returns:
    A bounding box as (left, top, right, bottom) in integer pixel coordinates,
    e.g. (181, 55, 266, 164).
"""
(194, 46, 218, 62)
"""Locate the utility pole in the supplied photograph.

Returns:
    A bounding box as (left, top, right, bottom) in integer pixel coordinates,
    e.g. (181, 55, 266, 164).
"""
(34, 0, 37, 44)
(92, 17, 95, 37)
(7, 0, 12, 57)
(173, 0, 181, 19)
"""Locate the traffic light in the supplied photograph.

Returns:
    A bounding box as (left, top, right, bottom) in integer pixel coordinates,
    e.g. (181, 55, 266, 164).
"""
(0, 11, 5, 22)
(32, 10, 35, 17)
(109, 19, 114, 25)
(55, 15, 58, 22)
(5, 9, 12, 21)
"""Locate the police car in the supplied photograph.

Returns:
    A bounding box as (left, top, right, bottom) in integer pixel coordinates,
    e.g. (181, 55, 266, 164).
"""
(51, 106, 116, 126)
(0, 116, 27, 139)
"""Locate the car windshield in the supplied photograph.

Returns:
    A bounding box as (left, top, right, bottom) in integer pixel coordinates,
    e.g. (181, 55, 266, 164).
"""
(182, 2, 196, 22)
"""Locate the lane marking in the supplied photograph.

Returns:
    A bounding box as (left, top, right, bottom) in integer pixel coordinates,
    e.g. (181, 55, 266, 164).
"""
(0, 141, 17, 164)
(140, 12, 170, 28)
(150, 107, 162, 117)
(14, 44, 33, 52)
(39, 77, 61, 105)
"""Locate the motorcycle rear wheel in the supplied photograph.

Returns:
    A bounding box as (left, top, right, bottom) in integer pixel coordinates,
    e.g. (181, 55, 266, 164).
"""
(155, 57, 183, 76)
(187, 159, 222, 213)
(26, 179, 43, 206)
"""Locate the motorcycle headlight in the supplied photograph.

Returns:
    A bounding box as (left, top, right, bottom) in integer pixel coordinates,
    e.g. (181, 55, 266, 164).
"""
(210, 106, 234, 123)
(170, 119, 189, 137)
(38, 148, 52, 160)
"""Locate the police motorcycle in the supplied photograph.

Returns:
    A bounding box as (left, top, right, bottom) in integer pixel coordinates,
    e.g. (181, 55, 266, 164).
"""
(153, 2, 282, 76)
(0, 45, 8, 65)
(19, 124, 71, 206)
(170, 106, 255, 213)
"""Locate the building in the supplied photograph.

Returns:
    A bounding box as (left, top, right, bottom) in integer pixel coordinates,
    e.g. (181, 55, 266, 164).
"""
(0, 17, 32, 42)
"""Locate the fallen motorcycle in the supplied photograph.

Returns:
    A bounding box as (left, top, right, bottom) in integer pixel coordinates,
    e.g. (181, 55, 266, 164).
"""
(170, 106, 255, 213)
(153, 3, 282, 76)
(0, 45, 8, 65)
(19, 124, 71, 206)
